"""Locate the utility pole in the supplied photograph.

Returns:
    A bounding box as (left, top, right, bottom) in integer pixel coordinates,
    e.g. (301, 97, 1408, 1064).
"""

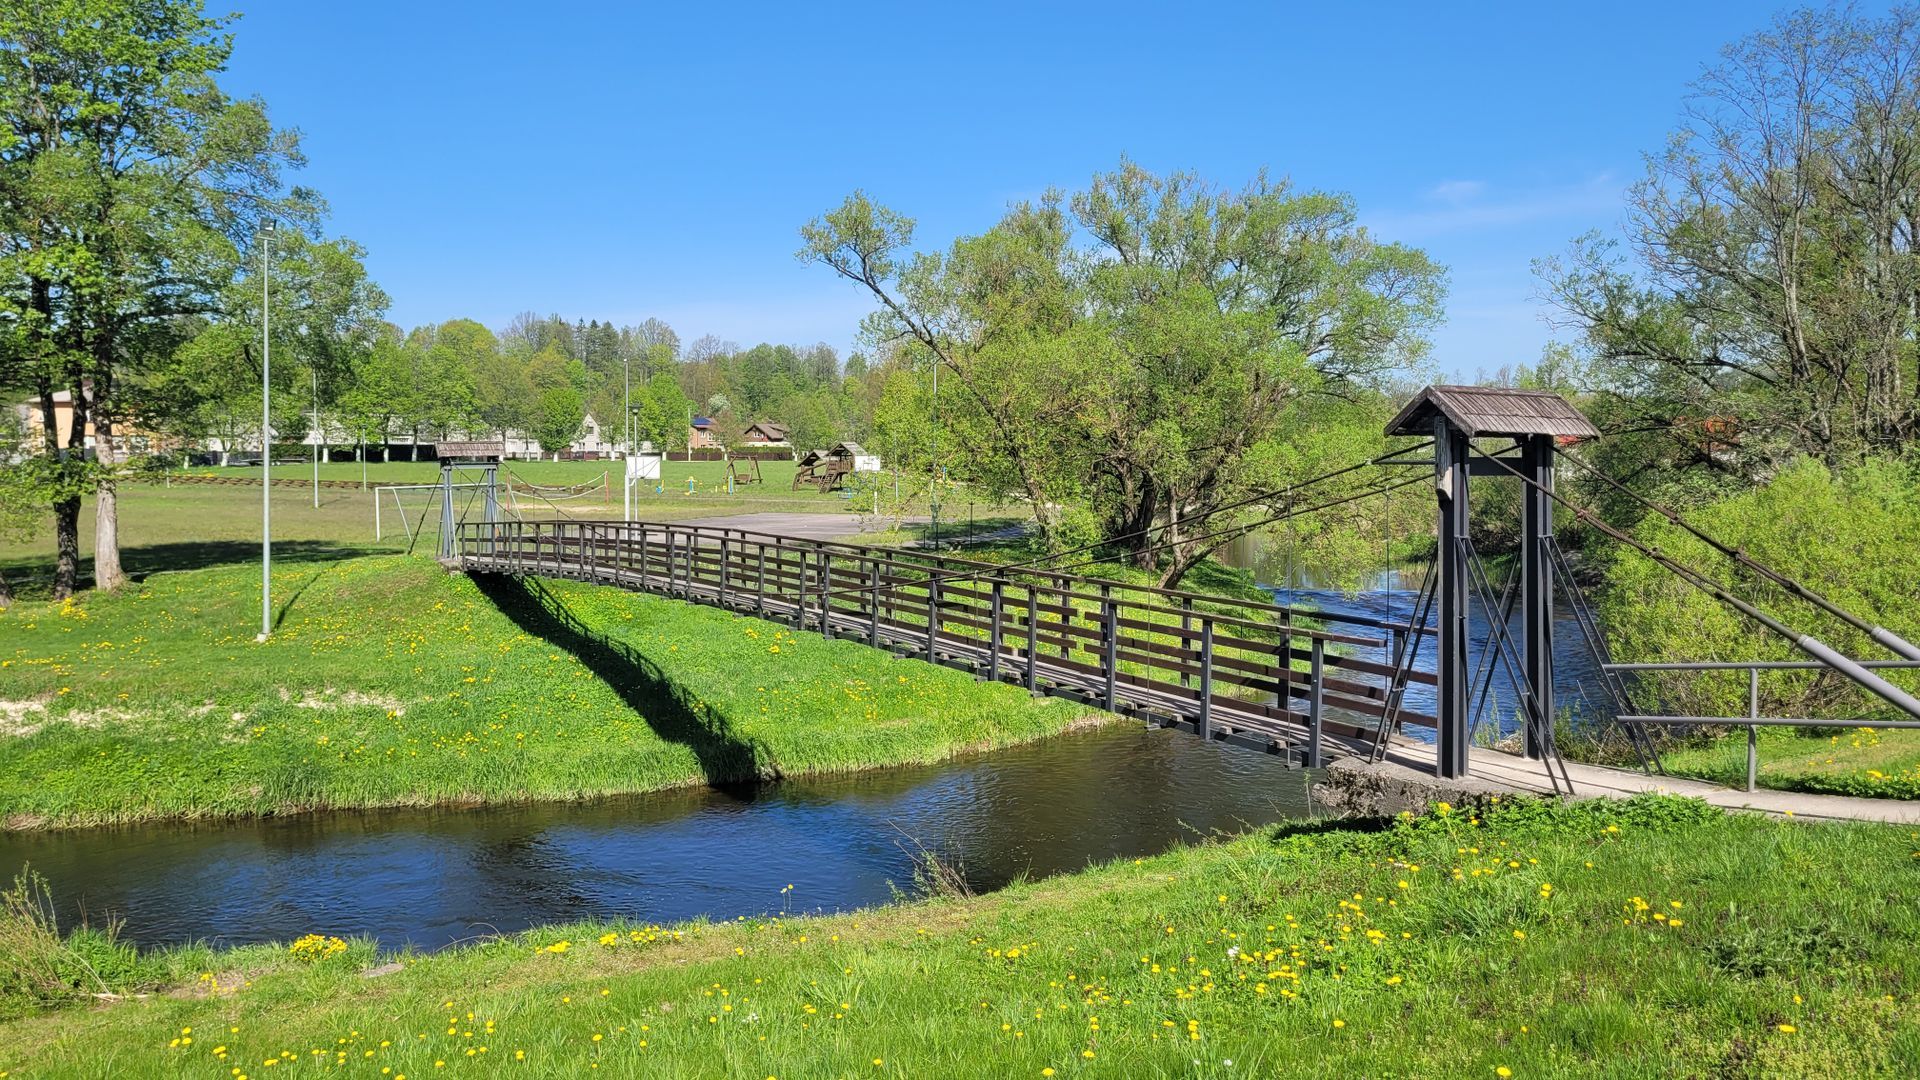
(257, 219, 275, 642)
(928, 356, 940, 549)
(623, 354, 632, 522)
(311, 367, 320, 509)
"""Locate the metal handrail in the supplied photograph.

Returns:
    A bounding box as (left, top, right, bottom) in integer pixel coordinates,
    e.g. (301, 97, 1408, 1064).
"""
(1605, 661, 1920, 671)
(453, 517, 1440, 765)
(1604, 658, 1920, 791)
(555, 517, 1420, 637)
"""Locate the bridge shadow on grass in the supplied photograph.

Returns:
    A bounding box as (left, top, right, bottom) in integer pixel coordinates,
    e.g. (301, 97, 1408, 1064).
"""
(472, 573, 768, 793)
(0, 541, 391, 601)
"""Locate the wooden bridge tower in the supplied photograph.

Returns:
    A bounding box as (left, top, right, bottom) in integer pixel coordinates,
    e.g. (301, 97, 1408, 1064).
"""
(1386, 387, 1600, 779)
(434, 441, 504, 560)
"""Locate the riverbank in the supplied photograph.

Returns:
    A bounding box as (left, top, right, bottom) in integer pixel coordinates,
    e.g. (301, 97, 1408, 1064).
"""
(0, 556, 1094, 829)
(1659, 727, 1920, 800)
(2, 794, 1914, 1076)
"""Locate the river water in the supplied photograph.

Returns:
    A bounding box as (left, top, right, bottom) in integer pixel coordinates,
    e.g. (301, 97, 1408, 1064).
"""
(5, 548, 1618, 954)
(1214, 537, 1618, 741)
(1, 724, 1313, 952)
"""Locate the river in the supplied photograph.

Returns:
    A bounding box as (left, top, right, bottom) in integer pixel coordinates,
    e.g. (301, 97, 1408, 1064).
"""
(5, 548, 1617, 954)
(1, 723, 1313, 952)
(1214, 537, 1618, 741)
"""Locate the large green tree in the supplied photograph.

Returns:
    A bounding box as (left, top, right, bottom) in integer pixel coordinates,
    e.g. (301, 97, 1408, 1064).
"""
(1540, 6, 1920, 518)
(802, 161, 1445, 584)
(0, 0, 318, 595)
(152, 231, 387, 464)
(530, 386, 584, 457)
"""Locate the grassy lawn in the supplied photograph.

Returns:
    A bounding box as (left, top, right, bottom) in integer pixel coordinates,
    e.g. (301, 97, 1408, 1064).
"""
(1661, 726, 1920, 799)
(0, 473, 1015, 599)
(1, 795, 1914, 1077)
(0, 555, 1093, 829)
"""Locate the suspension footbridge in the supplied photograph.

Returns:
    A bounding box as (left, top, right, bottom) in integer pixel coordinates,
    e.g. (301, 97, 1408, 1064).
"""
(444, 386, 1920, 813)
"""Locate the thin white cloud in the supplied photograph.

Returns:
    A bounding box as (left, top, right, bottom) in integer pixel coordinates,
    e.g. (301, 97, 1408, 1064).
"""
(1367, 173, 1624, 239)
(1426, 179, 1487, 204)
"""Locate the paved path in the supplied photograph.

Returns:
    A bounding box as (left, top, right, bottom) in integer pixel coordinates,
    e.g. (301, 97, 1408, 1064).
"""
(1373, 742, 1920, 824)
(670, 511, 887, 543)
(668, 511, 1022, 549)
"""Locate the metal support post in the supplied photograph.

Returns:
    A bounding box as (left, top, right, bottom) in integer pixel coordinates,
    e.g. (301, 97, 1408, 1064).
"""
(1435, 419, 1471, 779)
(437, 462, 455, 560)
(1198, 618, 1215, 738)
(988, 578, 1004, 683)
(1522, 434, 1555, 759)
(926, 567, 940, 662)
(1101, 585, 1118, 712)
(1308, 638, 1326, 768)
(1024, 586, 1039, 691)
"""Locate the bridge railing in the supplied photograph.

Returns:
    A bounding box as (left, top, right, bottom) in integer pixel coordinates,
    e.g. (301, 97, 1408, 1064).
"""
(1607, 659, 1920, 791)
(457, 518, 1438, 763)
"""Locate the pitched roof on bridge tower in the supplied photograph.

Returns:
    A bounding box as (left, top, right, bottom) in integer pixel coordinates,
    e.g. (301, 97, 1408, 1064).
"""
(1385, 385, 1600, 440)
(434, 440, 503, 462)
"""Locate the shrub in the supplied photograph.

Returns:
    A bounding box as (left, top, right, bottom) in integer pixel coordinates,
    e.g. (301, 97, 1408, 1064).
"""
(1600, 456, 1920, 721)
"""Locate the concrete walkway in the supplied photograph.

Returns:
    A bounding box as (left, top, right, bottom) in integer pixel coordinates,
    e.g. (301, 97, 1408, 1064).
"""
(1370, 742, 1920, 824)
(669, 511, 1023, 549)
(671, 511, 887, 543)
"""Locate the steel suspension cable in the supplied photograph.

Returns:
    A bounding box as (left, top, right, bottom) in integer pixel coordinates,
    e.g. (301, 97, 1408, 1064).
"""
(805, 466, 1431, 609)
(1553, 445, 1920, 661)
(1475, 451, 1920, 721)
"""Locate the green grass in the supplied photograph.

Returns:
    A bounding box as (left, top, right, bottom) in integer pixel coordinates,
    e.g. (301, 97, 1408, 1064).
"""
(206, 456, 796, 489)
(0, 470, 1010, 599)
(2, 795, 1916, 1076)
(1660, 726, 1920, 799)
(0, 555, 1094, 828)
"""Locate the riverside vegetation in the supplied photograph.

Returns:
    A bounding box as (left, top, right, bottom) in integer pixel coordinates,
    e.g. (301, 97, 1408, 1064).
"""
(0, 555, 1091, 829)
(0, 796, 1916, 1076)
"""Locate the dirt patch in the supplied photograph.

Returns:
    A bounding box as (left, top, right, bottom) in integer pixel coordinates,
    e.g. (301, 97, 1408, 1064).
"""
(293, 688, 406, 714)
(1, 699, 132, 738)
(0, 698, 49, 736)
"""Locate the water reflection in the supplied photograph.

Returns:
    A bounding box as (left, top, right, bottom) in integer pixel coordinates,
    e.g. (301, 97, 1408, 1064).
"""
(1, 724, 1313, 952)
(1215, 538, 1615, 741)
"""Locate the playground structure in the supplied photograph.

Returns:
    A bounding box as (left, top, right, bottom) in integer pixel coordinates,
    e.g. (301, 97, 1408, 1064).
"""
(793, 442, 873, 492)
(726, 457, 764, 488)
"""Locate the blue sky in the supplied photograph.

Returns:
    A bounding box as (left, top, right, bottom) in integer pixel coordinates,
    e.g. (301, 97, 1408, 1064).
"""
(223, 1, 1820, 378)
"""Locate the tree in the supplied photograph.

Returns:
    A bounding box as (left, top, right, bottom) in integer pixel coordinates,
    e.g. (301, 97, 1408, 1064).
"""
(531, 386, 584, 457)
(1540, 6, 1920, 516)
(336, 332, 411, 465)
(0, 0, 321, 595)
(637, 371, 692, 451)
(802, 162, 1444, 584)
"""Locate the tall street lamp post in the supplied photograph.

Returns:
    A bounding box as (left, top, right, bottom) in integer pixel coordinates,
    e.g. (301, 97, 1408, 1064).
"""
(257, 219, 275, 641)
(622, 354, 631, 522)
(311, 367, 320, 509)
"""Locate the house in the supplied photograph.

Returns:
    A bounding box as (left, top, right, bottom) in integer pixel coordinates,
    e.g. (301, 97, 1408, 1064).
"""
(564, 415, 615, 459)
(739, 420, 790, 446)
(17, 387, 177, 463)
(688, 415, 724, 449)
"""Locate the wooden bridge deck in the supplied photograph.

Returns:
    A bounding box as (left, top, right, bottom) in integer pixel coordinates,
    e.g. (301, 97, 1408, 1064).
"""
(459, 518, 1920, 823)
(458, 518, 1436, 768)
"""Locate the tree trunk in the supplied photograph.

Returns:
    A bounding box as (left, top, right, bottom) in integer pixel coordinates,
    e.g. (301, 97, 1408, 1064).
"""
(51, 495, 80, 600)
(91, 411, 126, 591)
(93, 479, 124, 590)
